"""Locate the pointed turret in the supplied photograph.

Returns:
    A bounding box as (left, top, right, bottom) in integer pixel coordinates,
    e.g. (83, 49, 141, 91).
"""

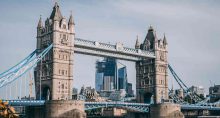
(68, 12, 75, 25)
(142, 26, 156, 50)
(50, 2, 63, 21)
(37, 16, 43, 28)
(148, 25, 154, 32)
(146, 25, 155, 40)
(135, 35, 140, 49)
(154, 31, 158, 42)
(68, 12, 75, 34)
(37, 16, 43, 37)
(163, 33, 168, 45)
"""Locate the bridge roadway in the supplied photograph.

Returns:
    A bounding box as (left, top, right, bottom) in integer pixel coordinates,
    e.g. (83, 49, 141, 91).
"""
(74, 38, 155, 61)
(3, 100, 220, 112)
(3, 100, 150, 113)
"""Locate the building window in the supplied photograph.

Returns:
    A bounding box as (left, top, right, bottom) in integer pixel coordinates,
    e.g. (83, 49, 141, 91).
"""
(63, 34, 66, 40)
(63, 25, 66, 29)
(62, 70, 64, 75)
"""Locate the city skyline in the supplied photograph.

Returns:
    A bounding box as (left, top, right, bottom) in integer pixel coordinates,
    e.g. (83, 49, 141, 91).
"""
(0, 0, 220, 94)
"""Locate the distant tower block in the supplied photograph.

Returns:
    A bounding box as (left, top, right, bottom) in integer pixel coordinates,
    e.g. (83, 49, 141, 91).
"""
(136, 26, 168, 104)
(35, 2, 75, 100)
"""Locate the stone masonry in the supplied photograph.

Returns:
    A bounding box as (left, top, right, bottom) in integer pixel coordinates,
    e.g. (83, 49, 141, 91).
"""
(35, 2, 74, 100)
(136, 27, 169, 104)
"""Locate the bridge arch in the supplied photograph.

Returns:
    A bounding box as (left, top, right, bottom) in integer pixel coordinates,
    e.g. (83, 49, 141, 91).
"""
(144, 92, 153, 104)
(42, 86, 51, 100)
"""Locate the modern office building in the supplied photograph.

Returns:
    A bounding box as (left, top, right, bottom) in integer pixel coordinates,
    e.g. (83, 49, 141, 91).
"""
(95, 58, 117, 92)
(95, 73, 104, 92)
(95, 58, 131, 95)
(118, 67, 128, 90)
(103, 76, 114, 91)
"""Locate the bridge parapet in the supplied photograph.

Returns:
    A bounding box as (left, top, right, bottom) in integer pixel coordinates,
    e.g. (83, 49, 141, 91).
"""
(84, 102, 150, 113)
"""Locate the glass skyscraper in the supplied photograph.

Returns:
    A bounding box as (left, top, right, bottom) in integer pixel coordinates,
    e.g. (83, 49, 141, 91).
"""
(95, 58, 129, 93)
(118, 66, 127, 90)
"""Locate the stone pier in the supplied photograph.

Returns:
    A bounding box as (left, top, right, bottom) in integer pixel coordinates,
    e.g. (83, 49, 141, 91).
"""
(150, 103, 184, 118)
(27, 100, 86, 118)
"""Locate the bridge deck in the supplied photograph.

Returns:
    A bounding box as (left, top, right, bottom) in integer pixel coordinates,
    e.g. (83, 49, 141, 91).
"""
(4, 100, 220, 112)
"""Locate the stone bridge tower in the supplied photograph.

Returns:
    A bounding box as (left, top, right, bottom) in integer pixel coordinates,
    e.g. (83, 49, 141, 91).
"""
(136, 26, 168, 104)
(35, 2, 75, 100)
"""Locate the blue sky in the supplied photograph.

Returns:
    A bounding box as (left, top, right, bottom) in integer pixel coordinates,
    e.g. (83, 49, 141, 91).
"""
(0, 0, 220, 96)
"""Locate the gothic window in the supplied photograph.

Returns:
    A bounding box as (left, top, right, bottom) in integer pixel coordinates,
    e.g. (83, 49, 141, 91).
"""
(61, 35, 68, 45)
(63, 34, 66, 40)
(62, 70, 64, 75)
(62, 84, 64, 89)
(63, 25, 66, 29)
(160, 52, 165, 61)
(141, 80, 145, 86)
(146, 79, 149, 84)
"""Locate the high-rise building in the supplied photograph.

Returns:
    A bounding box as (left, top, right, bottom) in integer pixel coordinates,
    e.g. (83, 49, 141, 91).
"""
(95, 73, 104, 92)
(118, 66, 127, 90)
(95, 58, 117, 91)
(103, 76, 114, 91)
(95, 58, 130, 94)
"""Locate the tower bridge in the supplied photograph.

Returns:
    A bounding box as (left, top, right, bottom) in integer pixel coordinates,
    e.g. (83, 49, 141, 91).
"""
(0, 2, 220, 118)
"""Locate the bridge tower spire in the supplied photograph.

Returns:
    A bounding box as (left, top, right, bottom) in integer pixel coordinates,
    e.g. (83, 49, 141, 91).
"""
(135, 35, 140, 49)
(35, 2, 75, 100)
(136, 26, 168, 104)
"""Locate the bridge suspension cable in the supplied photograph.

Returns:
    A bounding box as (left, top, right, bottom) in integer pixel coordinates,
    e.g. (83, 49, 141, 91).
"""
(0, 44, 52, 88)
(0, 50, 36, 79)
(168, 64, 203, 104)
(0, 44, 53, 100)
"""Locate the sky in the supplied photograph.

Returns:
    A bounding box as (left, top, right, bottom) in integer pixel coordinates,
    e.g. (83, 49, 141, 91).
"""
(0, 0, 220, 97)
